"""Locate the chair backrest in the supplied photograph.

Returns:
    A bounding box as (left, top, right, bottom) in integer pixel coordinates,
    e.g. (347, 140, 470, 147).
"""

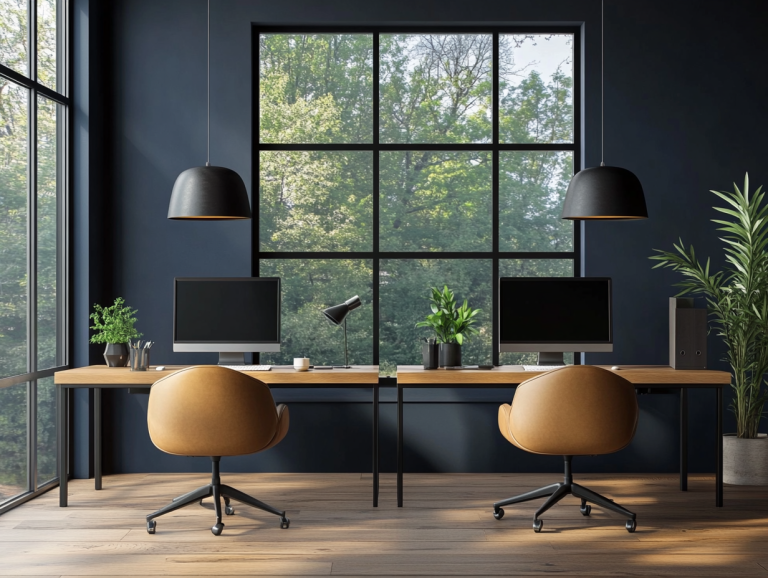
(506, 365, 638, 456)
(148, 366, 279, 457)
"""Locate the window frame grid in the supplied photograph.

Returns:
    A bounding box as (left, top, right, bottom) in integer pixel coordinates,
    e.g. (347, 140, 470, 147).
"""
(252, 24, 581, 369)
(0, 0, 69, 514)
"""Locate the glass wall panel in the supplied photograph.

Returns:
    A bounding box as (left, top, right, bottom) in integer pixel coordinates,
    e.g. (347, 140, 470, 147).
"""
(0, 383, 28, 504)
(0, 83, 29, 379)
(260, 151, 372, 252)
(380, 259, 492, 375)
(380, 34, 492, 144)
(499, 151, 573, 252)
(37, 95, 60, 370)
(380, 151, 492, 251)
(36, 376, 56, 486)
(259, 259, 373, 367)
(499, 34, 573, 144)
(0, 0, 28, 76)
(259, 34, 373, 144)
(37, 0, 58, 90)
(498, 259, 573, 365)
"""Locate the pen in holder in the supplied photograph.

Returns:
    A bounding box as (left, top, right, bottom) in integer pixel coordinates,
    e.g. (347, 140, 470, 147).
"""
(129, 340, 153, 371)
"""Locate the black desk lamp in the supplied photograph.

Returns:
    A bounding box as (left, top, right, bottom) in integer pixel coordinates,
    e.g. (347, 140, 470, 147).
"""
(322, 296, 361, 369)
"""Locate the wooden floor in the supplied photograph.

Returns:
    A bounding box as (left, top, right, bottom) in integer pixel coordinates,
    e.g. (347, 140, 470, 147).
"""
(1, 472, 767, 576)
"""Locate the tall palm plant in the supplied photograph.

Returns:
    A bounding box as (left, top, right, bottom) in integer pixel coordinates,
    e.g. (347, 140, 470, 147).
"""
(651, 174, 768, 438)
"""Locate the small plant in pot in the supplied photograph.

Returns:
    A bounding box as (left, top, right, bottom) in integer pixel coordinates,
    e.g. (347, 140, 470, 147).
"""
(90, 297, 142, 367)
(651, 174, 768, 485)
(416, 285, 481, 368)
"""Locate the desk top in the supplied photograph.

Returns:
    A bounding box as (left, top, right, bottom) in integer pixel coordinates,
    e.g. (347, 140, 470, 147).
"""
(54, 365, 380, 386)
(396, 365, 731, 386)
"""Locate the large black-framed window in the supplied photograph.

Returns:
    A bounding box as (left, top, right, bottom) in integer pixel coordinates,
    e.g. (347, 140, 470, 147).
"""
(253, 26, 580, 375)
(0, 0, 69, 512)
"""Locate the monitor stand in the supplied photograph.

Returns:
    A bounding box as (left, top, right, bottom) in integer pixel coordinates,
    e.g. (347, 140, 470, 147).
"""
(218, 352, 246, 366)
(538, 352, 565, 366)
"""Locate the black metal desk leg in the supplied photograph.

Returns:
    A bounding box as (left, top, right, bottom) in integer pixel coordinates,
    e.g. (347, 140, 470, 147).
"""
(373, 385, 379, 507)
(680, 388, 688, 491)
(94, 387, 102, 490)
(716, 387, 723, 507)
(57, 385, 68, 507)
(397, 384, 403, 507)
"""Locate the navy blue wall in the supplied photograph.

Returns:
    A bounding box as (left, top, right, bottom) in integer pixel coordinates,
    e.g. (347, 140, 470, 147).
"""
(73, 0, 768, 478)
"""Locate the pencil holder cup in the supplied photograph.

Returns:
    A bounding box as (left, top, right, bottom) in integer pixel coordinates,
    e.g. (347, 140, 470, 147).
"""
(129, 348, 150, 371)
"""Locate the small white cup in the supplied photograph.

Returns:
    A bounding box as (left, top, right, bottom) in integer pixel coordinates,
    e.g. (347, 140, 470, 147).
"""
(293, 357, 310, 371)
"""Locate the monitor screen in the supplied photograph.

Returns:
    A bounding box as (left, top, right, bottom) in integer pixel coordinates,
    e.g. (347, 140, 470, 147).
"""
(173, 278, 281, 355)
(499, 277, 611, 353)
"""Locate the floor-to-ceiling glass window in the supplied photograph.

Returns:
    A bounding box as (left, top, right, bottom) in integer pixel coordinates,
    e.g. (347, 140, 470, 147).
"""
(255, 27, 577, 375)
(0, 0, 68, 511)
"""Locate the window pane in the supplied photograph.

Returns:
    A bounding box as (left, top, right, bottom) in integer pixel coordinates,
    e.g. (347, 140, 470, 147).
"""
(0, 83, 29, 379)
(260, 151, 372, 252)
(36, 377, 56, 486)
(37, 96, 60, 370)
(499, 34, 573, 144)
(259, 259, 373, 367)
(37, 0, 58, 91)
(499, 151, 573, 252)
(0, 383, 28, 503)
(380, 151, 492, 251)
(380, 259, 492, 375)
(0, 0, 28, 76)
(259, 34, 373, 143)
(499, 259, 573, 365)
(380, 34, 492, 144)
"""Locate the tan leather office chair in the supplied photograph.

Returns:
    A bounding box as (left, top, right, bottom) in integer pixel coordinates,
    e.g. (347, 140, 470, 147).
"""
(145, 366, 290, 536)
(494, 365, 639, 533)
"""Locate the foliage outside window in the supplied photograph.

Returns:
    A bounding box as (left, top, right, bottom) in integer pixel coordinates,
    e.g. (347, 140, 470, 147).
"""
(257, 29, 577, 376)
(1, 0, 66, 508)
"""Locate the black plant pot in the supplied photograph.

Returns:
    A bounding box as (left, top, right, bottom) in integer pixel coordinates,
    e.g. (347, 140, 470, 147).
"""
(439, 343, 462, 368)
(104, 343, 129, 367)
(422, 342, 439, 369)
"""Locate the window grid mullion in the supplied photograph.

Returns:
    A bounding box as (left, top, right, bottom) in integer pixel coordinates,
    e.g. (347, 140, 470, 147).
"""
(254, 28, 579, 368)
(372, 32, 380, 366)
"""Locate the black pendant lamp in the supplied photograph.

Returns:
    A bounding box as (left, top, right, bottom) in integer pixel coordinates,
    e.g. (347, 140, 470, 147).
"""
(561, 0, 648, 221)
(167, 0, 251, 220)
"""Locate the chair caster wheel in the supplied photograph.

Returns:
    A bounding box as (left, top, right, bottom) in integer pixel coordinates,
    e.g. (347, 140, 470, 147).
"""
(533, 519, 543, 533)
(211, 522, 224, 536)
(225, 505, 235, 516)
(626, 519, 636, 533)
(146, 520, 156, 534)
(280, 516, 290, 529)
(199, 499, 205, 507)
(493, 508, 504, 520)
(580, 504, 591, 516)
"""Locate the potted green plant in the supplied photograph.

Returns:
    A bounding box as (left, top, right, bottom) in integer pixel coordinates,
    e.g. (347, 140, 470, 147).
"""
(90, 297, 143, 367)
(416, 285, 481, 367)
(651, 174, 768, 485)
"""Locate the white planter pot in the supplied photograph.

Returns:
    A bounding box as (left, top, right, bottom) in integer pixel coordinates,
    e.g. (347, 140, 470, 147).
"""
(723, 433, 768, 485)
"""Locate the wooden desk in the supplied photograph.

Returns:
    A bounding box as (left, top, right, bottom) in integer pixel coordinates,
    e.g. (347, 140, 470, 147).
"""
(396, 365, 731, 508)
(55, 365, 380, 507)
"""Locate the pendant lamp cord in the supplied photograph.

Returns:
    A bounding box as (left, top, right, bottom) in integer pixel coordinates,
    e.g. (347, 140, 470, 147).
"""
(206, 0, 210, 167)
(600, 0, 605, 167)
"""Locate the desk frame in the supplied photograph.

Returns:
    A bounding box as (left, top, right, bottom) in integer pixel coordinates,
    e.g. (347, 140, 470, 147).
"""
(55, 366, 380, 508)
(396, 365, 728, 508)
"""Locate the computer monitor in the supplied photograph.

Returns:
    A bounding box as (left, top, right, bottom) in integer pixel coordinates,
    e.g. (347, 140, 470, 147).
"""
(173, 277, 281, 365)
(499, 277, 612, 365)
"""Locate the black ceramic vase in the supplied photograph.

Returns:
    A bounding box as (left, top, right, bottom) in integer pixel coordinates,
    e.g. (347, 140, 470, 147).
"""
(439, 342, 462, 368)
(422, 341, 439, 369)
(104, 343, 129, 367)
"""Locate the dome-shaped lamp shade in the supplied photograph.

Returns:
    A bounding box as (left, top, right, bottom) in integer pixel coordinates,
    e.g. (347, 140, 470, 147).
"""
(168, 165, 251, 220)
(561, 166, 648, 220)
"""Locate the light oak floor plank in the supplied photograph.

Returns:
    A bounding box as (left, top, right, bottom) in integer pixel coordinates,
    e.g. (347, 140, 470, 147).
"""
(0, 473, 767, 576)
